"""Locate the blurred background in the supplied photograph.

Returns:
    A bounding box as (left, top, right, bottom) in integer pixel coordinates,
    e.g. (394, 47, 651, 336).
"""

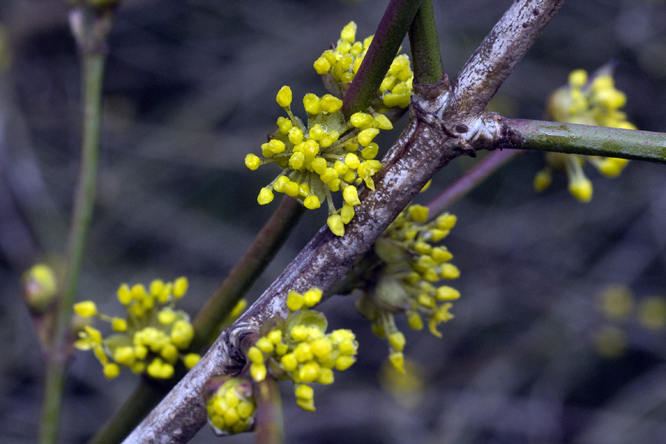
(1, 0, 666, 443)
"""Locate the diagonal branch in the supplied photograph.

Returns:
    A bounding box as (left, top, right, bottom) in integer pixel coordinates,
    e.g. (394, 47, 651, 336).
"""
(121, 88, 522, 444)
(121, 1, 568, 443)
(451, 0, 566, 118)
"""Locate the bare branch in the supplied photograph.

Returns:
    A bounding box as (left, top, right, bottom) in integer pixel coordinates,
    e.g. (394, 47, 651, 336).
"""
(452, 0, 566, 117)
(122, 79, 524, 444)
(121, 1, 563, 442)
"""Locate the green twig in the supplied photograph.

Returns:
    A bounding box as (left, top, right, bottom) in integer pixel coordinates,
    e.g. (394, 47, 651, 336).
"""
(504, 118, 666, 163)
(191, 196, 305, 352)
(341, 0, 423, 118)
(39, 7, 111, 444)
(254, 377, 283, 444)
(87, 377, 174, 444)
(408, 0, 444, 86)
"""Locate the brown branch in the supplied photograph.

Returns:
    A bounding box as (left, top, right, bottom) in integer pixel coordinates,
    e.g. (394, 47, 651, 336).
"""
(451, 0, 566, 118)
(120, 1, 568, 442)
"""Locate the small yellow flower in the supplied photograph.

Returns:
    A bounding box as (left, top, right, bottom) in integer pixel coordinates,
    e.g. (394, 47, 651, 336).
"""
(73, 277, 198, 380)
(206, 377, 256, 436)
(247, 22, 415, 236)
(246, 286, 358, 412)
(540, 65, 636, 201)
(357, 205, 461, 371)
(74, 301, 98, 318)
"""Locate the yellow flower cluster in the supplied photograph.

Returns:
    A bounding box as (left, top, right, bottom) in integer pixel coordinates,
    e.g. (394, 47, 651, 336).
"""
(537, 66, 637, 202)
(595, 285, 666, 358)
(245, 86, 385, 236)
(206, 377, 256, 436)
(314, 21, 413, 110)
(356, 205, 460, 372)
(246, 21, 416, 237)
(246, 287, 358, 411)
(73, 277, 200, 379)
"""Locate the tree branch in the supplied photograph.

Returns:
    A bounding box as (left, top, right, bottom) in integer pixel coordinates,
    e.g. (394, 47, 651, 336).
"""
(121, 1, 568, 442)
(451, 0, 566, 118)
(504, 118, 666, 163)
(121, 84, 524, 444)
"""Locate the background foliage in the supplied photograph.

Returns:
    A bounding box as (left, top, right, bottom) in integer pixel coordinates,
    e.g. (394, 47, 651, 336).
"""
(1, 0, 666, 443)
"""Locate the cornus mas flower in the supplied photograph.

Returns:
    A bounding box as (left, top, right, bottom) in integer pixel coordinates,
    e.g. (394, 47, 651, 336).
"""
(245, 86, 386, 236)
(314, 21, 414, 111)
(356, 205, 460, 372)
(535, 65, 637, 202)
(205, 377, 256, 436)
(73, 277, 200, 379)
(246, 21, 415, 237)
(246, 287, 358, 412)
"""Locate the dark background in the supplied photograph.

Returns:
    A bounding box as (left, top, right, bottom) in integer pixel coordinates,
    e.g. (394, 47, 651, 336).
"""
(2, 0, 666, 443)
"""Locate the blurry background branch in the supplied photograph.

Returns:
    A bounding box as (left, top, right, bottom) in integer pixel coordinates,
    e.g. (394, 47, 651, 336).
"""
(2, 0, 666, 443)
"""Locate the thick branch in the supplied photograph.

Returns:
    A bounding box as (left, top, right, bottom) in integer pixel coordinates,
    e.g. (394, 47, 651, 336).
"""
(122, 77, 523, 444)
(122, 1, 559, 441)
(451, 0, 566, 117)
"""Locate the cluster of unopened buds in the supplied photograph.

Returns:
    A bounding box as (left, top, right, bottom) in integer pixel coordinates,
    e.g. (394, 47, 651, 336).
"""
(356, 203, 460, 372)
(246, 287, 358, 412)
(536, 65, 637, 202)
(314, 21, 413, 111)
(73, 277, 200, 379)
(245, 21, 414, 237)
(205, 377, 256, 436)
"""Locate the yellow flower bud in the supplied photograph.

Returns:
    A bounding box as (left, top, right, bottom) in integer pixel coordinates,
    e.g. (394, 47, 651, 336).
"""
(303, 93, 321, 114)
(244, 153, 261, 170)
(257, 187, 274, 205)
(103, 363, 121, 379)
(568, 176, 593, 202)
(250, 363, 267, 382)
(320, 94, 343, 113)
(388, 351, 405, 373)
(74, 301, 97, 318)
(327, 214, 345, 237)
(276, 86, 292, 108)
(184, 353, 200, 369)
(340, 21, 357, 43)
(388, 331, 406, 351)
(111, 317, 128, 332)
(357, 128, 380, 147)
(303, 195, 321, 210)
(303, 287, 323, 307)
(313, 57, 331, 74)
(408, 205, 429, 223)
(287, 290, 304, 312)
(342, 186, 361, 206)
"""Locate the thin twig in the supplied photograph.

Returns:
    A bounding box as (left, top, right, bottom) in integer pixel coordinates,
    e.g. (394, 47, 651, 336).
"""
(428, 149, 522, 215)
(341, 0, 423, 118)
(39, 6, 112, 444)
(408, 0, 444, 86)
(255, 377, 283, 444)
(504, 118, 666, 163)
